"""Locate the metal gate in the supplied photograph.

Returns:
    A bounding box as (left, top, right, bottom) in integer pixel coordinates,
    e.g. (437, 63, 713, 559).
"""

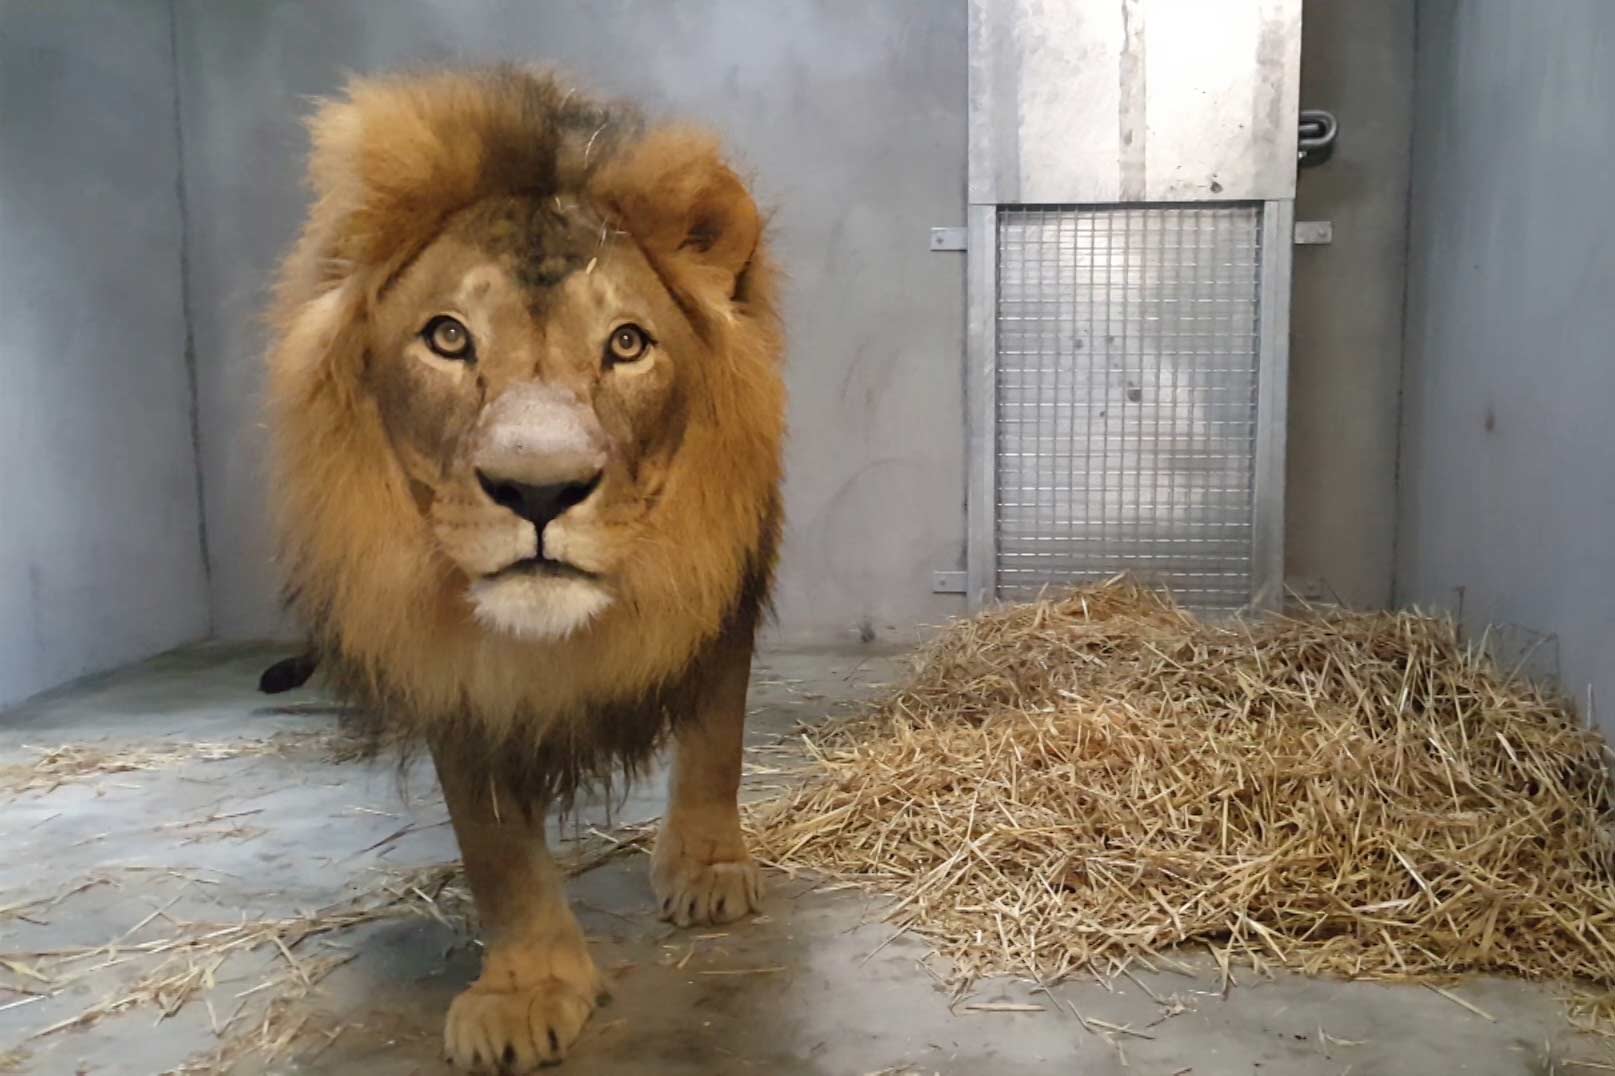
(995, 205, 1263, 608)
(965, 0, 1300, 613)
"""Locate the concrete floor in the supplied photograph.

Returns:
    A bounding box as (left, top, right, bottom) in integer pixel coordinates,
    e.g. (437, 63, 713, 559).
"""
(2, 646, 1612, 1075)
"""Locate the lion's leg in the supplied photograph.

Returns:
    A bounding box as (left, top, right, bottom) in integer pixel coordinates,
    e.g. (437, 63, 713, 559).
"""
(651, 630, 762, 927)
(433, 745, 600, 1071)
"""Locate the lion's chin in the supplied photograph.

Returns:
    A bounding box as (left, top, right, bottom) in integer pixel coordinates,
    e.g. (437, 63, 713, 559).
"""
(468, 574, 614, 642)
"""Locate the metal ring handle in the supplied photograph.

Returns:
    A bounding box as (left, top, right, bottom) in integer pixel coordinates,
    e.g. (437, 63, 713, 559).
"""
(1298, 109, 1338, 152)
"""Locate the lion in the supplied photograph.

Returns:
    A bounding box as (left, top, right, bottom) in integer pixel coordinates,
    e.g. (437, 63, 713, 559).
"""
(263, 66, 784, 1070)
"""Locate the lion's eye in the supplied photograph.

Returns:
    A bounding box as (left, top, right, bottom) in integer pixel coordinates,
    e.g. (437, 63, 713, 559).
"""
(422, 315, 473, 360)
(606, 323, 652, 365)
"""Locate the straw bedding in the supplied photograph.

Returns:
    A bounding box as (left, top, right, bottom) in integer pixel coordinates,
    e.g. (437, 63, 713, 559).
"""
(747, 580, 1615, 998)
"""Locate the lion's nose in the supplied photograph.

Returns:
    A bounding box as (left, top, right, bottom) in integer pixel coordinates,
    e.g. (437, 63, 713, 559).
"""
(476, 470, 602, 535)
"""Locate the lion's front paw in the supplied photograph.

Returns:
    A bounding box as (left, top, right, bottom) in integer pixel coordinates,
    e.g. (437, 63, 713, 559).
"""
(651, 816, 762, 927)
(444, 976, 596, 1072)
(654, 856, 761, 926)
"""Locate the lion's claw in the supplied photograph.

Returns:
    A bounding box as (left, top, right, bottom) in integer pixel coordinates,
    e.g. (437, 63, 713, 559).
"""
(652, 850, 762, 927)
(444, 977, 595, 1072)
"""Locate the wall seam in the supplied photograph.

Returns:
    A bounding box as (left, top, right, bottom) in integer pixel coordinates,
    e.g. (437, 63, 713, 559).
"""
(1387, 0, 1420, 609)
(166, 0, 213, 635)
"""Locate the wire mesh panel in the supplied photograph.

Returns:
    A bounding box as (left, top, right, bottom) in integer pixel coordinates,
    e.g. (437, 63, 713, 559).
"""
(994, 204, 1264, 610)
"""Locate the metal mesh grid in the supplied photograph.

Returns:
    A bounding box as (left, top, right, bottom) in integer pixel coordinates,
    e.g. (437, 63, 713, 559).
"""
(994, 204, 1263, 609)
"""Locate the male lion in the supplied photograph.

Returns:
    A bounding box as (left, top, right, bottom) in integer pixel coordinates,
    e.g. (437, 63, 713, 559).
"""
(264, 67, 784, 1070)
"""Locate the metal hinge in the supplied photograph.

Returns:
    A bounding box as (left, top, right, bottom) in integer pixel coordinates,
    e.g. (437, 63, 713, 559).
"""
(929, 227, 967, 252)
(931, 570, 967, 594)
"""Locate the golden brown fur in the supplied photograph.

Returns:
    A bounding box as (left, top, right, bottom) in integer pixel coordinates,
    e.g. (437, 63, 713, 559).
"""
(265, 67, 785, 804)
(266, 66, 784, 1068)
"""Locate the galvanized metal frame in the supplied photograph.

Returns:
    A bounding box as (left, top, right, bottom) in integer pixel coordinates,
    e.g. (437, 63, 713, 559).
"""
(965, 204, 999, 610)
(964, 0, 1300, 615)
(968, 0, 1303, 206)
(1251, 198, 1294, 613)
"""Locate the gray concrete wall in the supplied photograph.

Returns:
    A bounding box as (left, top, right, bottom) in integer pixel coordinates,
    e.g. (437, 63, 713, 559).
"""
(1399, 0, 1615, 722)
(18, 1, 1600, 705)
(1288, 0, 1414, 607)
(174, 1, 1421, 647)
(175, 0, 967, 647)
(0, 0, 210, 708)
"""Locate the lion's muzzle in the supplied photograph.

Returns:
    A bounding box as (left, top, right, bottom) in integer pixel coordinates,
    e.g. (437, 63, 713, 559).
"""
(473, 383, 607, 565)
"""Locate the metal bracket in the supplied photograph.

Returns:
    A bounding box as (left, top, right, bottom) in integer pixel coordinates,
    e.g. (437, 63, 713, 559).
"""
(929, 227, 967, 252)
(931, 570, 967, 594)
(1294, 220, 1333, 245)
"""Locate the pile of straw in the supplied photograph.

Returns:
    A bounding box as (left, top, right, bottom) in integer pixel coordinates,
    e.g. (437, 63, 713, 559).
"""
(749, 580, 1615, 996)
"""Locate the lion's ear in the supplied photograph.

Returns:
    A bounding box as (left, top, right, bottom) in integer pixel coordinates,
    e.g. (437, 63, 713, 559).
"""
(596, 129, 761, 303)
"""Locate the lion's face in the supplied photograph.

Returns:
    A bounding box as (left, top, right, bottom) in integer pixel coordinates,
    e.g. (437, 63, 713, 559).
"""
(366, 197, 696, 641)
(269, 69, 783, 732)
